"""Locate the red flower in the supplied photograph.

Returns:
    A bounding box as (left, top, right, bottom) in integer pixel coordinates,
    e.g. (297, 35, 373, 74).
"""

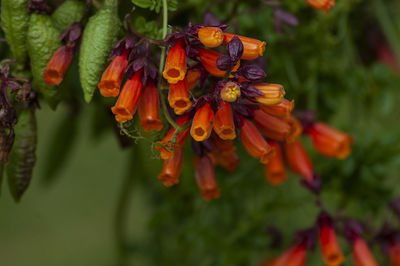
(254, 109, 293, 142)
(111, 70, 142, 123)
(259, 99, 294, 118)
(198, 49, 240, 77)
(319, 216, 345, 266)
(264, 244, 307, 266)
(138, 81, 163, 132)
(163, 39, 187, 84)
(43, 45, 74, 86)
(389, 242, 400, 266)
(158, 148, 183, 187)
(190, 102, 214, 142)
(198, 27, 224, 48)
(98, 50, 129, 97)
(168, 78, 192, 115)
(264, 141, 287, 186)
(195, 155, 220, 201)
(352, 237, 378, 266)
(214, 101, 236, 140)
(156, 116, 190, 159)
(223, 33, 266, 60)
(239, 117, 275, 164)
(306, 122, 353, 159)
(285, 140, 313, 181)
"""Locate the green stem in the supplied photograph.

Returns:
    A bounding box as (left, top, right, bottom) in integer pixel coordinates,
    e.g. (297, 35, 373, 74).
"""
(115, 148, 136, 265)
(372, 0, 400, 67)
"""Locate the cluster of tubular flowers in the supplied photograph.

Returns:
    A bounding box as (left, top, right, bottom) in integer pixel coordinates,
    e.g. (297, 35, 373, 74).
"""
(305, 0, 335, 13)
(97, 36, 162, 132)
(155, 23, 301, 200)
(261, 212, 378, 266)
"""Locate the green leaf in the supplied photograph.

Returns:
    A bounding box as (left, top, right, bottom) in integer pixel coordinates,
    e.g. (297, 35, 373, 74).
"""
(131, 0, 178, 13)
(0, 162, 3, 196)
(131, 0, 153, 9)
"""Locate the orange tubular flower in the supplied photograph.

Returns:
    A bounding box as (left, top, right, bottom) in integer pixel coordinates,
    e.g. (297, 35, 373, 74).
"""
(220, 82, 241, 102)
(43, 45, 74, 86)
(352, 237, 378, 266)
(211, 151, 240, 173)
(98, 50, 129, 97)
(163, 39, 187, 84)
(195, 155, 220, 201)
(265, 244, 307, 266)
(198, 49, 240, 77)
(319, 217, 345, 266)
(253, 83, 285, 106)
(156, 116, 190, 159)
(138, 81, 163, 132)
(254, 109, 292, 142)
(198, 27, 224, 48)
(214, 101, 236, 140)
(168, 78, 192, 115)
(111, 71, 142, 123)
(306, 0, 335, 13)
(239, 117, 275, 164)
(158, 148, 184, 187)
(285, 140, 313, 181)
(389, 242, 400, 266)
(285, 116, 303, 143)
(187, 69, 200, 90)
(223, 33, 266, 60)
(264, 141, 287, 186)
(259, 99, 295, 118)
(211, 132, 236, 155)
(306, 122, 353, 159)
(190, 103, 214, 142)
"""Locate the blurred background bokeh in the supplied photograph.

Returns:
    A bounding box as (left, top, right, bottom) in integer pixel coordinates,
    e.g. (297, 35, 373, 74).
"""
(1, 0, 400, 265)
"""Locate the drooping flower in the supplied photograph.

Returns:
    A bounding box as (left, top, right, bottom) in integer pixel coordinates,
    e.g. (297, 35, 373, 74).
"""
(195, 155, 220, 201)
(198, 49, 240, 77)
(213, 101, 236, 140)
(259, 99, 294, 118)
(264, 141, 287, 186)
(158, 148, 184, 187)
(190, 102, 214, 142)
(223, 33, 266, 60)
(163, 39, 187, 84)
(156, 116, 190, 159)
(98, 49, 129, 97)
(318, 213, 345, 266)
(285, 140, 313, 182)
(138, 81, 163, 132)
(111, 70, 142, 123)
(239, 117, 275, 164)
(306, 122, 353, 159)
(187, 69, 201, 90)
(168, 78, 192, 115)
(306, 0, 335, 13)
(43, 45, 74, 86)
(352, 237, 378, 266)
(253, 83, 285, 106)
(209, 133, 239, 172)
(253, 109, 293, 142)
(197, 27, 224, 48)
(264, 243, 307, 266)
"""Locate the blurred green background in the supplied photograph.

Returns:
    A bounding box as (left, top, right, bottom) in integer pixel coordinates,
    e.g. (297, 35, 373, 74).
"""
(1, 0, 400, 265)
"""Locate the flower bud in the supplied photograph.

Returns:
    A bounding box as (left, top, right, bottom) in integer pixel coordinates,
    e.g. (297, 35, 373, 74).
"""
(198, 27, 224, 48)
(191, 103, 214, 142)
(306, 122, 353, 159)
(98, 50, 129, 97)
(198, 49, 240, 77)
(138, 81, 163, 132)
(220, 82, 241, 102)
(168, 78, 192, 115)
(195, 155, 220, 201)
(239, 117, 275, 164)
(223, 33, 266, 60)
(253, 83, 285, 106)
(111, 70, 142, 123)
(43, 45, 74, 86)
(163, 39, 187, 84)
(158, 148, 184, 187)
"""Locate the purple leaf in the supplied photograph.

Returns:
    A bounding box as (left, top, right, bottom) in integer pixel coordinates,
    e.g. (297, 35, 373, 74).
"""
(203, 11, 221, 27)
(240, 65, 266, 80)
(227, 36, 243, 63)
(216, 55, 232, 71)
(240, 84, 264, 98)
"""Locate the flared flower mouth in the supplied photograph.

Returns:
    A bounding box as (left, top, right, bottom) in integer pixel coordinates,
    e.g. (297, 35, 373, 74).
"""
(43, 45, 74, 86)
(98, 51, 129, 97)
(140, 119, 163, 132)
(111, 106, 133, 123)
(163, 67, 186, 84)
(214, 127, 236, 140)
(170, 97, 192, 115)
(201, 188, 221, 201)
(99, 80, 120, 97)
(190, 103, 214, 142)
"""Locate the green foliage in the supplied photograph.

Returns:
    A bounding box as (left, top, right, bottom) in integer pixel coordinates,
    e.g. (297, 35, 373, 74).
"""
(131, 0, 178, 13)
(27, 13, 62, 109)
(79, 0, 121, 103)
(0, 0, 29, 68)
(51, 0, 86, 31)
(133, 16, 164, 40)
(6, 109, 37, 202)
